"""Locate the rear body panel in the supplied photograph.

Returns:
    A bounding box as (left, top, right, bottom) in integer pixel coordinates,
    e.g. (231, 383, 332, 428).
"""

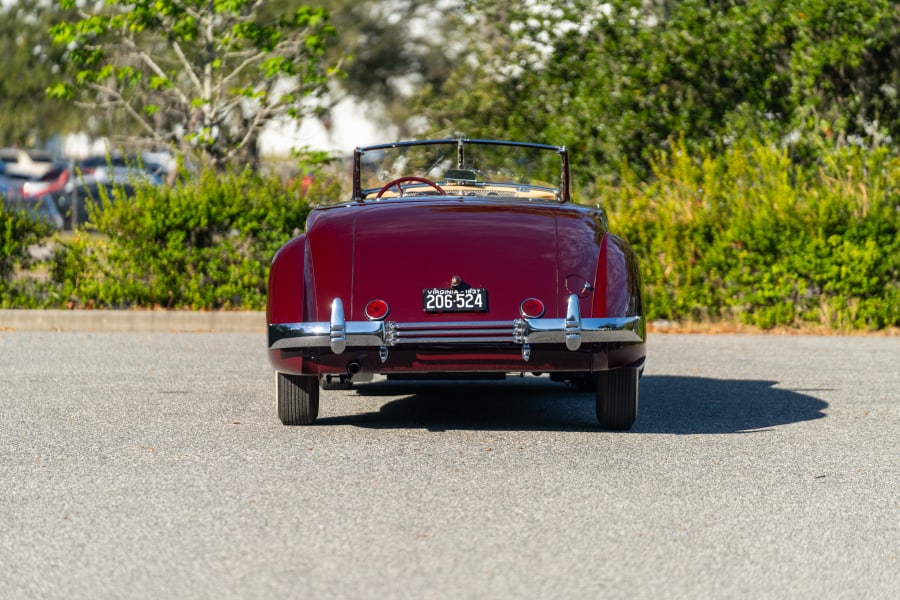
(314, 199, 578, 320)
(268, 196, 645, 377)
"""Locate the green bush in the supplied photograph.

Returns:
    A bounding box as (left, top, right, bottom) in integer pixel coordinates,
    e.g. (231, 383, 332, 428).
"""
(599, 140, 900, 330)
(5, 143, 900, 331)
(48, 168, 339, 310)
(0, 206, 53, 307)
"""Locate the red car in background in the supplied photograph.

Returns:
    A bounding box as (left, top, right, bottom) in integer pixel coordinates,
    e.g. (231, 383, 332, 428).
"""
(267, 139, 646, 429)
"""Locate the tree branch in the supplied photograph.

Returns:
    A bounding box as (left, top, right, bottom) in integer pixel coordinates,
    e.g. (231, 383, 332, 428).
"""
(118, 36, 195, 109)
(84, 82, 161, 141)
(171, 41, 205, 97)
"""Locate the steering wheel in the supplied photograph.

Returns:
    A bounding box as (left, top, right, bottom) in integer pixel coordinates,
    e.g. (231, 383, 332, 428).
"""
(375, 176, 447, 198)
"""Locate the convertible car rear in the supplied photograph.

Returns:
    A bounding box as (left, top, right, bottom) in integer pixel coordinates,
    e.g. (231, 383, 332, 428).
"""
(267, 139, 646, 429)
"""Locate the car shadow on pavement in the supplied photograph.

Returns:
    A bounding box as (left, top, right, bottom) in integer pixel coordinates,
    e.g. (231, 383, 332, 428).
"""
(317, 375, 829, 434)
(637, 375, 828, 434)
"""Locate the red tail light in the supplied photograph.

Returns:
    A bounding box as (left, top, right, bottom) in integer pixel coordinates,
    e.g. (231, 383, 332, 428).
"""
(365, 299, 390, 320)
(520, 298, 545, 318)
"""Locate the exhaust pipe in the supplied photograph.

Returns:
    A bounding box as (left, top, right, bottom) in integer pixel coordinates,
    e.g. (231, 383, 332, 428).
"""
(347, 362, 361, 375)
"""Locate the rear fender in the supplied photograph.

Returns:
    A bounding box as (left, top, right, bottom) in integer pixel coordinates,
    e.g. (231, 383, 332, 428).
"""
(305, 208, 355, 321)
(555, 211, 605, 319)
(587, 234, 646, 371)
(267, 235, 312, 374)
(267, 234, 309, 325)
(591, 233, 643, 319)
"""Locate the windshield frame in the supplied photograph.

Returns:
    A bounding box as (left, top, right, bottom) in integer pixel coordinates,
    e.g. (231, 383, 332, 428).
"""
(352, 138, 571, 204)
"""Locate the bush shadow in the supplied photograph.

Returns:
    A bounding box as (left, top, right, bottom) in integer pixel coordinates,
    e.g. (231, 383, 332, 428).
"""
(316, 375, 829, 434)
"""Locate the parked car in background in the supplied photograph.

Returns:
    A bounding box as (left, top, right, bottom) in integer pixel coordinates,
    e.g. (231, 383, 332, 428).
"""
(1, 148, 173, 230)
(1, 154, 64, 229)
(73, 153, 166, 186)
(18, 162, 70, 197)
(1, 188, 64, 230)
(267, 138, 647, 429)
(0, 148, 56, 179)
(52, 182, 139, 229)
(50, 152, 168, 229)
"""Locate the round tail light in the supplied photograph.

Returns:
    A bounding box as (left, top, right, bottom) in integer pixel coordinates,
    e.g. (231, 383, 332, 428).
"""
(365, 299, 390, 320)
(520, 298, 545, 319)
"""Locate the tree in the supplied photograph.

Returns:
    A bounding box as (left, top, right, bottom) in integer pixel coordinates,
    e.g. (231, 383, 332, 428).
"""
(322, 0, 462, 138)
(260, 0, 463, 141)
(48, 0, 341, 170)
(0, 0, 81, 147)
(416, 0, 900, 190)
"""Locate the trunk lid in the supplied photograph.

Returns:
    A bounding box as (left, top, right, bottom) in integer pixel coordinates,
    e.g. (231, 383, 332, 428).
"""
(350, 199, 561, 321)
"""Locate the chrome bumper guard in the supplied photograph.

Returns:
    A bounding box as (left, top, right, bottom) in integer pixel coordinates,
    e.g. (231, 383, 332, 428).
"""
(269, 295, 644, 359)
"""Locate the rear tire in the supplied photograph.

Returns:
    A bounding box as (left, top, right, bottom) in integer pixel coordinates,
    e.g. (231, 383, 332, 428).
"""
(276, 372, 320, 425)
(595, 367, 639, 430)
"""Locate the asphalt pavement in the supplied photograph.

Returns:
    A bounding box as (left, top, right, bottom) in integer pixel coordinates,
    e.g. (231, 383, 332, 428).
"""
(0, 328, 897, 599)
(0, 309, 265, 333)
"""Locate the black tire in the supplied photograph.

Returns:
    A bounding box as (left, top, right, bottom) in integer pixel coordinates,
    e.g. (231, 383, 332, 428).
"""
(595, 367, 639, 430)
(276, 372, 320, 425)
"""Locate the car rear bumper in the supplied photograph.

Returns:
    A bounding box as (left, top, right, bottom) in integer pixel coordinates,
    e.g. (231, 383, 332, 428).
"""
(269, 295, 644, 358)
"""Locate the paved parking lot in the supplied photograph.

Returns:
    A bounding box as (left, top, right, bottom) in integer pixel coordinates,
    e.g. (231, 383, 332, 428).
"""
(1, 331, 897, 598)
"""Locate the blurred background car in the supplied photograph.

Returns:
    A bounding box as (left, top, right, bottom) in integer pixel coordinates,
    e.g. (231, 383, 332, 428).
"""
(20, 163, 71, 198)
(1, 189, 64, 230)
(72, 152, 166, 186)
(0, 148, 56, 179)
(53, 152, 165, 228)
(1, 148, 173, 229)
(52, 181, 138, 229)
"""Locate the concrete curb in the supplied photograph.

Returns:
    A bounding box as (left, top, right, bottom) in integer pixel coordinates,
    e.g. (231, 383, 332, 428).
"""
(0, 310, 266, 333)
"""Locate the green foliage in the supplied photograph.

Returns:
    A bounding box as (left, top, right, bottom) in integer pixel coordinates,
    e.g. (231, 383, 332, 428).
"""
(48, 0, 339, 170)
(3, 147, 899, 330)
(0, 206, 53, 307)
(599, 141, 900, 330)
(6, 0, 900, 327)
(48, 169, 339, 309)
(322, 0, 462, 137)
(0, 0, 82, 145)
(419, 0, 899, 190)
(408, 0, 900, 330)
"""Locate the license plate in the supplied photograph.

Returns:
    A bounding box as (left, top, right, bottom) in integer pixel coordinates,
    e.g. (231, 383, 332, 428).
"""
(423, 287, 488, 312)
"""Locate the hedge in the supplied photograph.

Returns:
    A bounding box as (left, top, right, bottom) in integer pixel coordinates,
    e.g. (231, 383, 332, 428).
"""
(1, 205, 53, 308)
(2, 168, 339, 310)
(3, 143, 898, 330)
(599, 140, 900, 330)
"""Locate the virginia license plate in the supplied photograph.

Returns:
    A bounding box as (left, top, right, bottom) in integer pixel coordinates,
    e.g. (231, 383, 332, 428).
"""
(423, 288, 488, 312)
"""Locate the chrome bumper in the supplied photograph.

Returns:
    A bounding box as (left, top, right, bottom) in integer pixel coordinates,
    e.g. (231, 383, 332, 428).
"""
(269, 295, 644, 359)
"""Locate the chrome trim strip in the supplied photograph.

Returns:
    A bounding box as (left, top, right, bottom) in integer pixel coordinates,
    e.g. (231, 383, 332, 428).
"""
(269, 294, 645, 352)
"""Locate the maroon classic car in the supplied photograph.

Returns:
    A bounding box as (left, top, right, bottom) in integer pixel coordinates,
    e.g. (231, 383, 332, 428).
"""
(267, 139, 646, 429)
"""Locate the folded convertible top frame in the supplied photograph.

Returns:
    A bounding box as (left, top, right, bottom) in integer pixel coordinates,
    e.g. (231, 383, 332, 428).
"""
(351, 138, 571, 204)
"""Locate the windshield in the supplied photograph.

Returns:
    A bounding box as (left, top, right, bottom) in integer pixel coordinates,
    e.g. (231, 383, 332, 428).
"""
(354, 139, 570, 202)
